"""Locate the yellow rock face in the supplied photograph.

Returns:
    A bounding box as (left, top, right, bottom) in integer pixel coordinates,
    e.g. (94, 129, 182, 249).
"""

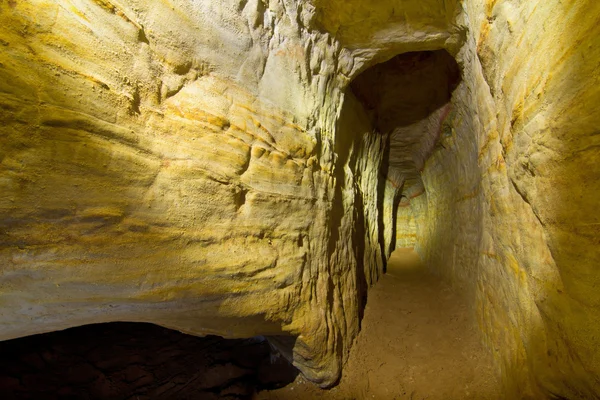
(409, 1, 600, 398)
(0, 0, 388, 386)
(0, 0, 599, 396)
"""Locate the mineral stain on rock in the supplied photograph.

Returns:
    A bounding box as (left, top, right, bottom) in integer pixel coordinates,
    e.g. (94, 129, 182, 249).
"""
(0, 0, 599, 399)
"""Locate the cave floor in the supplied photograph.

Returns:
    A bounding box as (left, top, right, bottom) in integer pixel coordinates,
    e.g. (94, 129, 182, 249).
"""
(257, 249, 501, 400)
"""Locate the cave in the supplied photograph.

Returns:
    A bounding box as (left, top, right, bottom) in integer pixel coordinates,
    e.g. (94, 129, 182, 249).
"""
(1, 1, 599, 399)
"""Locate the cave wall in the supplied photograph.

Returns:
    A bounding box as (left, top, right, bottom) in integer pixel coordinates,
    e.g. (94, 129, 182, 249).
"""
(395, 202, 416, 248)
(412, 1, 600, 398)
(1, 0, 599, 396)
(1, 0, 463, 386)
(0, 0, 392, 387)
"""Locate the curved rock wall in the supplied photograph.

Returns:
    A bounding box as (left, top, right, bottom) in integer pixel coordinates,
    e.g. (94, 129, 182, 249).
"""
(1, 0, 599, 396)
(0, 0, 392, 386)
(410, 1, 600, 398)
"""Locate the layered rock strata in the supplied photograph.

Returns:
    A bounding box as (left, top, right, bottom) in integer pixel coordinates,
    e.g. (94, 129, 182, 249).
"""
(0, 0, 395, 386)
(1, 0, 599, 397)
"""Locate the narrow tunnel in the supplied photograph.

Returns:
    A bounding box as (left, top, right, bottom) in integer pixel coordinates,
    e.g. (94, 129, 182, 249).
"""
(1, 1, 598, 399)
(346, 49, 462, 262)
(353, 49, 460, 235)
(0, 50, 469, 400)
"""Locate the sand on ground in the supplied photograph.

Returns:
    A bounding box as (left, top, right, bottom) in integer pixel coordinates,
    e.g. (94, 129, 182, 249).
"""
(257, 248, 502, 400)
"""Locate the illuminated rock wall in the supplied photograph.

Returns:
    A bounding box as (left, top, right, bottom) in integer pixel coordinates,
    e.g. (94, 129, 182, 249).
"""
(1, 0, 599, 396)
(410, 1, 600, 398)
(0, 0, 392, 386)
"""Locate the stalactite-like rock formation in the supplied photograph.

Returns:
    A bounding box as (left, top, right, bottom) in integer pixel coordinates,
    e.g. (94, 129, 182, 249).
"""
(0, 0, 599, 398)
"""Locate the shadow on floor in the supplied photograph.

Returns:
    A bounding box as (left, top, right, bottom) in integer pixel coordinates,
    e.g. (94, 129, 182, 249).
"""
(257, 248, 501, 400)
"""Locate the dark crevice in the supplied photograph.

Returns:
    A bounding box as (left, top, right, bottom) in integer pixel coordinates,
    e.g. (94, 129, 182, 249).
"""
(234, 186, 248, 211)
(348, 49, 462, 261)
(353, 181, 368, 324)
(0, 322, 299, 400)
(129, 87, 141, 115)
(377, 134, 392, 274)
(137, 27, 150, 44)
(388, 179, 405, 255)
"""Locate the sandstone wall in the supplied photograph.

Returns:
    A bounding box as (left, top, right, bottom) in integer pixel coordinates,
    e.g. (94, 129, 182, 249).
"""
(1, 0, 599, 396)
(0, 0, 393, 386)
(411, 1, 600, 398)
(395, 202, 416, 249)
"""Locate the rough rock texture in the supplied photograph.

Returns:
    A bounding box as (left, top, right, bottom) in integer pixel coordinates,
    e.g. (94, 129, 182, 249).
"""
(0, 0, 395, 387)
(351, 50, 460, 191)
(400, 1, 600, 399)
(395, 201, 417, 249)
(1, 0, 599, 397)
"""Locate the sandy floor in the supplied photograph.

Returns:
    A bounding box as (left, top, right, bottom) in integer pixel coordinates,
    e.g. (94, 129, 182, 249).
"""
(257, 248, 502, 400)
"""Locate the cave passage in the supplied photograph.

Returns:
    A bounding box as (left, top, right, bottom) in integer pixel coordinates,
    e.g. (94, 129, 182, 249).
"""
(253, 50, 500, 398)
(257, 250, 501, 399)
(1, 0, 598, 397)
(351, 49, 461, 195)
(0, 50, 469, 400)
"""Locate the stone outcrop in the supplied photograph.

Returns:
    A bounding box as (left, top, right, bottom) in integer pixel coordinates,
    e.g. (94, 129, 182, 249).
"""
(1, 0, 599, 397)
(0, 0, 393, 387)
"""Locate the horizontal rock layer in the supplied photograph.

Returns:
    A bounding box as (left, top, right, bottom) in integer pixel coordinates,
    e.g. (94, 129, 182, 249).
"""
(0, 0, 599, 397)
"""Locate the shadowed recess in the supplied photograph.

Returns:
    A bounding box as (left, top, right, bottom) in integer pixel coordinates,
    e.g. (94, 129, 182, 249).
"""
(0, 322, 298, 400)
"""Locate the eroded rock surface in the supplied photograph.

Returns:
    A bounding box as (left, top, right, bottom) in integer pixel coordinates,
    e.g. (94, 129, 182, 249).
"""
(0, 0, 394, 387)
(395, 1, 600, 399)
(1, 0, 599, 397)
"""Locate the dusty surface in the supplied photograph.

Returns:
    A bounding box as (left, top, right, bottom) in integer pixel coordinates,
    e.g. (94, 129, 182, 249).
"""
(257, 249, 501, 400)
